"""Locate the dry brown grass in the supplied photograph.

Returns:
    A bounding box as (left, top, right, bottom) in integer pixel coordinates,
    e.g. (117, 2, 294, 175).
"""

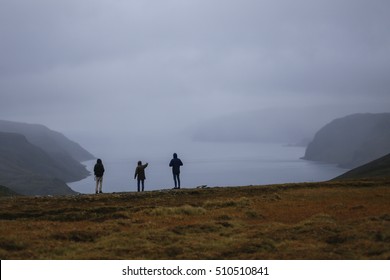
(0, 179, 389, 259)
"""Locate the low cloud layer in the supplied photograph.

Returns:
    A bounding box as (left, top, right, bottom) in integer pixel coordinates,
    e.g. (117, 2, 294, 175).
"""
(1, 0, 389, 156)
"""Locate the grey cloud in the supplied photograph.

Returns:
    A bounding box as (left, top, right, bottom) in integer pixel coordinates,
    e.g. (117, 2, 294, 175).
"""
(0, 0, 389, 155)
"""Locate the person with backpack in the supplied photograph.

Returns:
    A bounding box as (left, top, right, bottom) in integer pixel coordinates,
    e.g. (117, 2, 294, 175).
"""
(94, 158, 105, 194)
(169, 153, 183, 189)
(134, 161, 148, 192)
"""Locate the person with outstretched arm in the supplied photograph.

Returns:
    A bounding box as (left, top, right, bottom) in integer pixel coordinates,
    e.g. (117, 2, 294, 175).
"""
(134, 161, 148, 192)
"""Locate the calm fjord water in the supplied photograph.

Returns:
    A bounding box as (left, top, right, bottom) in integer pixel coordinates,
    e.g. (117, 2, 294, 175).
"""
(69, 142, 347, 194)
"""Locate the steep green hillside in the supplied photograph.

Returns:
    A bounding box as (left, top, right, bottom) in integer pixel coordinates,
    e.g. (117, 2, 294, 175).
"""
(304, 113, 390, 168)
(334, 153, 390, 180)
(0, 120, 95, 195)
(0, 120, 94, 162)
(0, 132, 77, 195)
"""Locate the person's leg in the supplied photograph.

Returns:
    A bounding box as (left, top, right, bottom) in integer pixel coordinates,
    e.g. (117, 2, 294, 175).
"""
(141, 180, 145, 191)
(177, 174, 181, 189)
(173, 173, 177, 188)
(95, 178, 99, 194)
(137, 179, 140, 192)
(99, 177, 103, 193)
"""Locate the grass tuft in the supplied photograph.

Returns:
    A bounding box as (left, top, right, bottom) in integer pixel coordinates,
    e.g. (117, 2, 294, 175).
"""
(146, 205, 206, 216)
(51, 230, 99, 243)
(0, 238, 27, 251)
(203, 197, 251, 209)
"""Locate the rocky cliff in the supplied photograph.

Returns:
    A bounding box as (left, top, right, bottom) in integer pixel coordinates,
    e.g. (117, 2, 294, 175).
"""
(303, 113, 390, 168)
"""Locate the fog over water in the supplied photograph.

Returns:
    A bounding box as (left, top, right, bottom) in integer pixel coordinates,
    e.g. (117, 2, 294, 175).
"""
(1, 1, 389, 188)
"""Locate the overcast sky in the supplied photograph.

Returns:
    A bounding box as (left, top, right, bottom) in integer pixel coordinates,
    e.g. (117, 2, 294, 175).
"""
(1, 0, 389, 157)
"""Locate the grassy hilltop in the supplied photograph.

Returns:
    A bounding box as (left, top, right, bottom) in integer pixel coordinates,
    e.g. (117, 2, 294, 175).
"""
(0, 179, 389, 260)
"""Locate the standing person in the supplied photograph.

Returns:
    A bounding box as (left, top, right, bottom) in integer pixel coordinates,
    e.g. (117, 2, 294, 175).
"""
(94, 158, 105, 194)
(134, 161, 148, 192)
(169, 153, 183, 189)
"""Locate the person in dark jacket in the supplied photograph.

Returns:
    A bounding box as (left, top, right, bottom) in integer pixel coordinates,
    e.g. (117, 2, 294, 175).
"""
(94, 158, 105, 194)
(134, 161, 148, 192)
(169, 153, 183, 189)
